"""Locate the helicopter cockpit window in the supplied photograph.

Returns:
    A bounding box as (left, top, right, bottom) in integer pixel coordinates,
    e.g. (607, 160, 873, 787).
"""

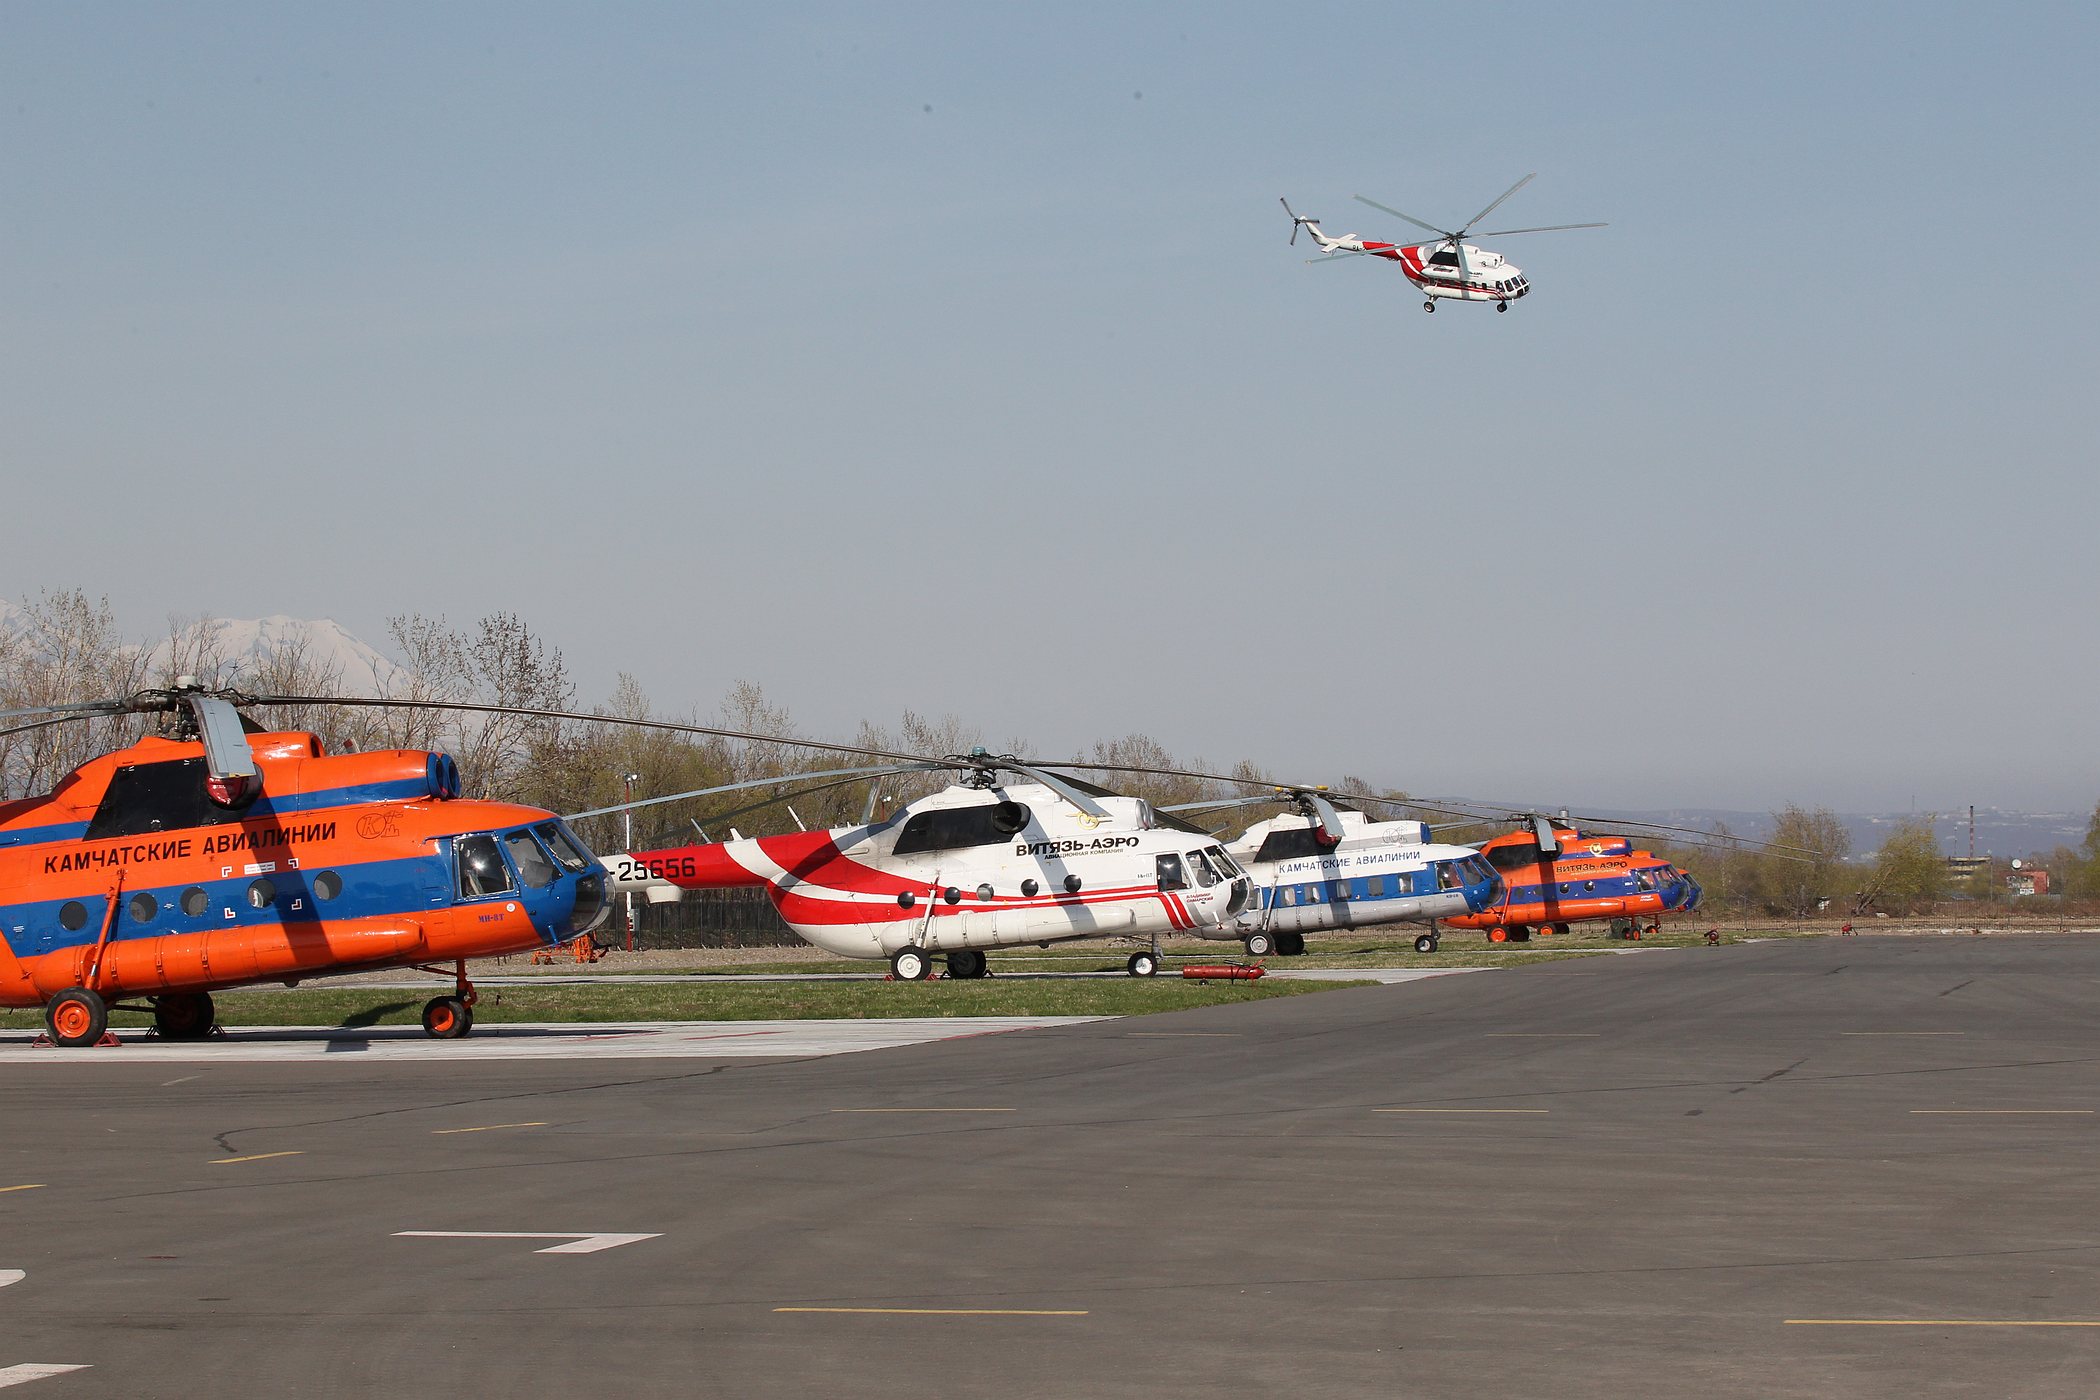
(505, 830, 557, 889)
(1156, 853, 1187, 891)
(891, 802, 1034, 856)
(537, 821, 596, 872)
(1437, 862, 1462, 890)
(456, 834, 515, 898)
(85, 757, 250, 841)
(1207, 845, 1242, 877)
(1187, 850, 1220, 888)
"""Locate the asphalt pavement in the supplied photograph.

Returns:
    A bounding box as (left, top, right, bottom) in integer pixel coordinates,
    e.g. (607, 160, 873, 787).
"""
(3, 934, 2097, 1398)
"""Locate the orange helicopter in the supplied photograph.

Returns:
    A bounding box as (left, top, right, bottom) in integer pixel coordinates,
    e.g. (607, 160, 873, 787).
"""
(1437, 816, 1701, 944)
(0, 682, 610, 1045)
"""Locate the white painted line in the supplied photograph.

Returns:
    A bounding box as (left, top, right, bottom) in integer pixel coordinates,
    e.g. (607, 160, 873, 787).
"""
(0, 1018, 1103, 1064)
(0, 1366, 90, 1389)
(1910, 1110, 2091, 1116)
(211, 1151, 304, 1164)
(0, 1271, 21, 1289)
(432, 1122, 547, 1135)
(394, 1231, 661, 1255)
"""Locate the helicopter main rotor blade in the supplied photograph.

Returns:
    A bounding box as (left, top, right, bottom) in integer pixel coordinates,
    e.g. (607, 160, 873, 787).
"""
(248, 695, 939, 768)
(0, 699, 129, 723)
(997, 759, 1113, 822)
(1351, 195, 1452, 241)
(184, 693, 259, 782)
(1473, 222, 1607, 237)
(1304, 790, 1346, 844)
(565, 762, 947, 822)
(1462, 172, 1535, 232)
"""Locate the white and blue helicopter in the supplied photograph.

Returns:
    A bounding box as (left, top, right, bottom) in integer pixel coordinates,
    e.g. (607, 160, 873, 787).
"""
(1167, 788, 1503, 957)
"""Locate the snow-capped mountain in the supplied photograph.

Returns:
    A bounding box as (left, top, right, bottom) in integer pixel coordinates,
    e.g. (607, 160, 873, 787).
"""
(143, 614, 408, 695)
(1, 602, 406, 696)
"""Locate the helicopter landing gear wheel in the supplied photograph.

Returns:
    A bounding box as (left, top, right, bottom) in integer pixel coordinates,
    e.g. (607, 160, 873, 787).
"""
(1423, 300, 1436, 313)
(1277, 933, 1306, 956)
(1244, 931, 1277, 958)
(153, 991, 216, 1041)
(421, 995, 472, 1039)
(945, 949, 987, 980)
(1127, 951, 1158, 978)
(890, 946, 930, 981)
(1414, 933, 1439, 954)
(1497, 301, 1508, 313)
(45, 988, 108, 1047)
(1488, 925, 1509, 943)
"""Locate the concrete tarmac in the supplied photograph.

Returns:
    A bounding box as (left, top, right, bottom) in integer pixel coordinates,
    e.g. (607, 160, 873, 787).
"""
(2, 935, 2097, 1398)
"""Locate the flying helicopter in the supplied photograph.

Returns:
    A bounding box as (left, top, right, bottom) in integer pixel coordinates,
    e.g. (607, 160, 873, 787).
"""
(1280, 173, 1604, 313)
(1164, 787, 1501, 957)
(0, 682, 611, 1046)
(601, 749, 1256, 979)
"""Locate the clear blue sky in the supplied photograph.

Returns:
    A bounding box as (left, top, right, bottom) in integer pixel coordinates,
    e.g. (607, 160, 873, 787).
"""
(4, 3, 2095, 811)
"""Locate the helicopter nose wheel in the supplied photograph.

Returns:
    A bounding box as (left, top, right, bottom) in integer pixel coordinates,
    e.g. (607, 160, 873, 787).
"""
(890, 946, 931, 981)
(1422, 300, 1435, 313)
(1497, 302, 1508, 313)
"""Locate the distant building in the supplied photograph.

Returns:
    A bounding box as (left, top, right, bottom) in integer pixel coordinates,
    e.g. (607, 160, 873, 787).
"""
(2008, 867, 2050, 898)
(1944, 856, 1990, 886)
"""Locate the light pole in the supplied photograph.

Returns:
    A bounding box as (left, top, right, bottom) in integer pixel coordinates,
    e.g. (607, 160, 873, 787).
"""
(623, 772, 641, 952)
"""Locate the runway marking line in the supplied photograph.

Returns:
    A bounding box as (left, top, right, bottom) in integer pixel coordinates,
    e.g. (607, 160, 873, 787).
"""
(0, 1186, 44, 1195)
(394, 1231, 660, 1255)
(433, 1122, 548, 1135)
(1786, 1319, 2100, 1327)
(1124, 1032, 1240, 1038)
(830, 1108, 1016, 1114)
(1845, 1032, 1965, 1037)
(1909, 1110, 2091, 1116)
(1375, 1108, 1549, 1114)
(774, 1307, 1086, 1316)
(1487, 1033, 1598, 1038)
(211, 1151, 304, 1164)
(0, 1365, 91, 1388)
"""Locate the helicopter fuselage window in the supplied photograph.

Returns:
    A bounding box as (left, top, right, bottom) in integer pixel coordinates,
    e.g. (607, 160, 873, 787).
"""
(456, 834, 515, 898)
(85, 757, 251, 841)
(1187, 851, 1220, 888)
(891, 803, 1034, 856)
(1156, 853, 1187, 891)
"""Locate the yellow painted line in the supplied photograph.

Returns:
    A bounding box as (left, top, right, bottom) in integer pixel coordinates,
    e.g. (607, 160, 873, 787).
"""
(1786, 1319, 2100, 1327)
(775, 1307, 1086, 1316)
(210, 1151, 304, 1164)
(433, 1121, 548, 1135)
(0, 1185, 45, 1194)
(1909, 1110, 2092, 1115)
(830, 1108, 1016, 1114)
(1374, 1108, 1549, 1114)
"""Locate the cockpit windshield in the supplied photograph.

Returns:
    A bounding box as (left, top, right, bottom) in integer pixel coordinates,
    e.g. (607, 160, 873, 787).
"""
(1188, 850, 1220, 888)
(536, 820, 596, 872)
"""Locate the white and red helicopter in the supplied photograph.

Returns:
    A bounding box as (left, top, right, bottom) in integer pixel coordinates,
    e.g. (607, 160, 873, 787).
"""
(595, 749, 1256, 979)
(1165, 787, 1503, 957)
(1280, 173, 1604, 313)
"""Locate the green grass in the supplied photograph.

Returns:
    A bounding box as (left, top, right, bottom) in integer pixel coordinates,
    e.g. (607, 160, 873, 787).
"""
(0, 975, 1369, 1030)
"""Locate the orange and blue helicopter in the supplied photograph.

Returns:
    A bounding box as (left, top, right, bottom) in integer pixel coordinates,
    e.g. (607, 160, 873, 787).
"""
(1438, 817, 1701, 944)
(0, 683, 610, 1045)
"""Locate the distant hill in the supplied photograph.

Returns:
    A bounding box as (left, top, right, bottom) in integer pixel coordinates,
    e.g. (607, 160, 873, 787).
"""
(1576, 806, 2090, 864)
